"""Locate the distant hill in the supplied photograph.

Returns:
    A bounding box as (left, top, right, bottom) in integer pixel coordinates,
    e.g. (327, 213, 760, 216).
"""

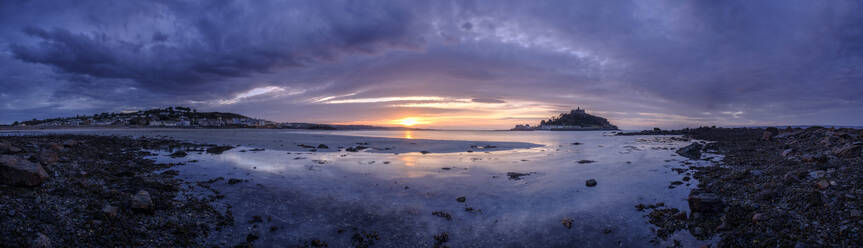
(10, 106, 271, 128)
(512, 108, 618, 131)
(7, 106, 425, 131)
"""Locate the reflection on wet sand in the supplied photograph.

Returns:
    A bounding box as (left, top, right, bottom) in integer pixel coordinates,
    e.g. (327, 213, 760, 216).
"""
(143, 130, 711, 247)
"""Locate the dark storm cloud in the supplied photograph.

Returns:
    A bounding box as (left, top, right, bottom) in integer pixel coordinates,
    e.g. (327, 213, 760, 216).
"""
(2, 0, 863, 128)
(6, 0, 427, 97)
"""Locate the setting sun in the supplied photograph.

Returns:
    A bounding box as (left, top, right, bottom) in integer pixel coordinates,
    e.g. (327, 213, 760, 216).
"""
(393, 117, 424, 127)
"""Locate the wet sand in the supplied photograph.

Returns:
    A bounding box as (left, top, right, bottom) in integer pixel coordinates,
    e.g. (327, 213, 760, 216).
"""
(2, 129, 712, 247)
(29, 128, 543, 154)
(143, 130, 708, 247)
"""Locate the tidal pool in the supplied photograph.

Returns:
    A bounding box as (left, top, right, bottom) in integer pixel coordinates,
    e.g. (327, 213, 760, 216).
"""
(136, 130, 715, 247)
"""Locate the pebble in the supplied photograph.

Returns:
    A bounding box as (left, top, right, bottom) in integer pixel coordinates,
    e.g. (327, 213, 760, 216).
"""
(102, 204, 119, 218)
(815, 180, 830, 190)
(752, 213, 767, 223)
(808, 170, 826, 179)
(130, 190, 153, 212)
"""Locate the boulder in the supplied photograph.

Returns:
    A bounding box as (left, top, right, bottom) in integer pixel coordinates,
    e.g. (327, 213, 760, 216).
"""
(676, 143, 703, 160)
(0, 155, 49, 186)
(32, 232, 51, 248)
(0, 142, 22, 154)
(506, 172, 532, 180)
(561, 218, 574, 229)
(761, 127, 779, 141)
(47, 143, 63, 152)
(37, 150, 59, 165)
(752, 213, 768, 223)
(205, 146, 233, 154)
(585, 179, 598, 187)
(688, 192, 723, 215)
(169, 151, 188, 158)
(834, 143, 862, 159)
(130, 190, 154, 212)
(820, 136, 838, 146)
(102, 204, 119, 218)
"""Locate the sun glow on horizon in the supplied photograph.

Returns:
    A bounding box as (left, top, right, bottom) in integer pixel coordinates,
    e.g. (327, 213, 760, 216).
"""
(393, 117, 426, 127)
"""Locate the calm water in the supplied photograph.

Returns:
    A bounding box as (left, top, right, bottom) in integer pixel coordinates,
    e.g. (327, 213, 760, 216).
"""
(23, 129, 712, 247)
(142, 130, 709, 247)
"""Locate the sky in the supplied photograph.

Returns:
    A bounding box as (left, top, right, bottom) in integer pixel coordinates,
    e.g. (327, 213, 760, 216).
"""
(2, 0, 863, 130)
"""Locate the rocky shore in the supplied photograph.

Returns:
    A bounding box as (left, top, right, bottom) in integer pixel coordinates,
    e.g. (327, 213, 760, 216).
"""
(5, 128, 860, 247)
(643, 127, 863, 247)
(0, 135, 231, 247)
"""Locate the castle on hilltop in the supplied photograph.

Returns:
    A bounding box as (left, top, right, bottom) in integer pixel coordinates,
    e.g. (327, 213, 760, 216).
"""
(570, 107, 586, 114)
(511, 107, 618, 131)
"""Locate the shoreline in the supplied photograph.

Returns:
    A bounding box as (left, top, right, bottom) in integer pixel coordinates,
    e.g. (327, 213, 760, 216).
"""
(2, 130, 689, 247)
(640, 127, 863, 247)
(6, 127, 858, 246)
(1, 128, 544, 154)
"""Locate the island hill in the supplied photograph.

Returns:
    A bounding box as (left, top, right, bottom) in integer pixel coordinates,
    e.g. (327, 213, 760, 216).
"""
(512, 107, 619, 131)
(4, 106, 419, 131)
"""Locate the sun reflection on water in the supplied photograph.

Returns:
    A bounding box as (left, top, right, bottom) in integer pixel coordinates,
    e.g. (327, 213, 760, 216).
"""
(403, 130, 414, 139)
(400, 155, 417, 167)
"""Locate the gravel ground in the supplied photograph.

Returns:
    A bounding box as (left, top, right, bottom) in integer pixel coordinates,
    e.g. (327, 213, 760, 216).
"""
(632, 127, 863, 247)
(0, 135, 231, 247)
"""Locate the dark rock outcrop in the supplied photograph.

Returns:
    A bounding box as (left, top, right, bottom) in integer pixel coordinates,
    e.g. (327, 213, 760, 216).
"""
(0, 155, 49, 186)
(833, 143, 861, 158)
(169, 151, 188, 158)
(687, 192, 723, 215)
(0, 142, 23, 154)
(506, 172, 533, 180)
(206, 146, 233, 154)
(675, 143, 703, 160)
(761, 127, 780, 140)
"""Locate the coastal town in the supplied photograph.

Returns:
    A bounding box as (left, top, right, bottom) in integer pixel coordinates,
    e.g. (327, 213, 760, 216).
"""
(3, 106, 421, 131)
(8, 107, 276, 128)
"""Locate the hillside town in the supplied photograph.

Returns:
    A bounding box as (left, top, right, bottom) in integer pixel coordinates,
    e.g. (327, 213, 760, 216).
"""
(10, 107, 276, 128)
